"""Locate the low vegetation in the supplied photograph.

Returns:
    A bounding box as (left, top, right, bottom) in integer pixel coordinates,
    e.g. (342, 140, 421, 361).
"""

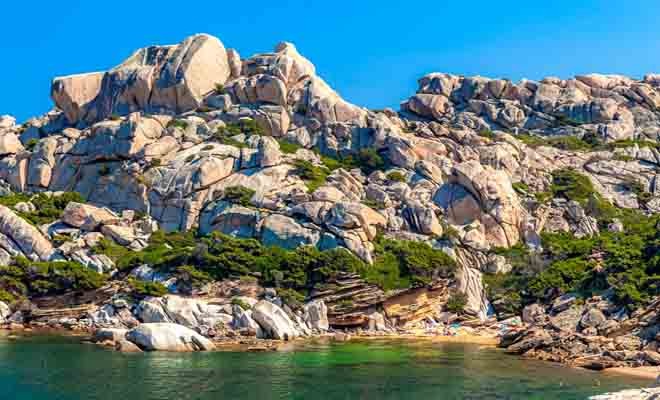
(91, 229, 457, 302)
(0, 192, 85, 226)
(0, 257, 106, 303)
(485, 209, 660, 315)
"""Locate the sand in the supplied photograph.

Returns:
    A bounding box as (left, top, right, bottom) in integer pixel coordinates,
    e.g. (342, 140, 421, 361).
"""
(604, 366, 660, 381)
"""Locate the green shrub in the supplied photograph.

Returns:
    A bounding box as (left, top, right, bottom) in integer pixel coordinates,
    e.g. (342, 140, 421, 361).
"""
(446, 291, 468, 313)
(214, 83, 225, 94)
(386, 171, 406, 182)
(167, 119, 189, 130)
(176, 265, 212, 288)
(3, 192, 86, 226)
(478, 130, 496, 140)
(353, 148, 385, 174)
(25, 139, 39, 151)
(201, 145, 214, 151)
(150, 158, 162, 168)
(293, 160, 329, 193)
(231, 297, 252, 310)
(512, 182, 530, 194)
(277, 287, 305, 309)
(223, 186, 255, 206)
(550, 169, 597, 205)
(127, 278, 168, 297)
(98, 164, 111, 176)
(277, 139, 302, 154)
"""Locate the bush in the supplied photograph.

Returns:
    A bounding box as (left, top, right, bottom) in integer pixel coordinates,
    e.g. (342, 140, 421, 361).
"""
(293, 160, 329, 193)
(352, 148, 385, 174)
(98, 164, 111, 176)
(478, 130, 496, 140)
(386, 171, 406, 182)
(127, 278, 168, 297)
(223, 186, 255, 206)
(446, 292, 468, 313)
(231, 297, 252, 310)
(3, 192, 86, 226)
(550, 169, 597, 205)
(25, 139, 39, 151)
(277, 139, 302, 154)
(167, 120, 189, 130)
(1, 258, 107, 299)
(214, 83, 225, 94)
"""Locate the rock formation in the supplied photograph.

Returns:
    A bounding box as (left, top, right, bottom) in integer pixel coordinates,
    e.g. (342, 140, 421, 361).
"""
(0, 33, 659, 362)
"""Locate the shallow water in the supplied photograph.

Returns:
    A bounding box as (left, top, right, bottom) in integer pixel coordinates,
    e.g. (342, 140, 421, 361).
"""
(0, 335, 648, 399)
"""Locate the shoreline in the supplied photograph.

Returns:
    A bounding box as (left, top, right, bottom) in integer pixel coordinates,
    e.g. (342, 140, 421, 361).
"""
(2, 325, 657, 383)
(604, 366, 660, 381)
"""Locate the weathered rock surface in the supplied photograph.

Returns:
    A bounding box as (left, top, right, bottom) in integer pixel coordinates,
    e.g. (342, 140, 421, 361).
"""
(252, 300, 300, 340)
(126, 323, 215, 352)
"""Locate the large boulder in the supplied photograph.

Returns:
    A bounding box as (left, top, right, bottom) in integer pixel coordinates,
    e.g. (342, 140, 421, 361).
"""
(61, 202, 119, 231)
(52, 34, 231, 125)
(252, 300, 300, 340)
(434, 161, 524, 248)
(260, 214, 320, 249)
(0, 205, 53, 261)
(0, 301, 10, 323)
(126, 323, 215, 352)
(303, 300, 329, 331)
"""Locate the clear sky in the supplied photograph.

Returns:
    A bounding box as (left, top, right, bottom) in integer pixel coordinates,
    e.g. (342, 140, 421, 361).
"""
(3, 0, 660, 122)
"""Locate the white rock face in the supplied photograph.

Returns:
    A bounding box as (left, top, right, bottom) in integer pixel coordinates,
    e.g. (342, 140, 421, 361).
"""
(61, 202, 119, 231)
(0, 301, 10, 323)
(126, 323, 215, 352)
(0, 205, 53, 261)
(51, 34, 231, 125)
(252, 300, 300, 340)
(303, 300, 329, 331)
(590, 387, 660, 400)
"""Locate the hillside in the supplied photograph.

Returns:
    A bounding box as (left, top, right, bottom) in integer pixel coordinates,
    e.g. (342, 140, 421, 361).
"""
(0, 33, 659, 362)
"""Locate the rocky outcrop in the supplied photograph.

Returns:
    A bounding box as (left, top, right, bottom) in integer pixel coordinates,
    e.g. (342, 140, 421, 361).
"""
(402, 72, 660, 144)
(0, 205, 53, 261)
(590, 388, 660, 400)
(126, 323, 215, 352)
(52, 34, 231, 125)
(251, 300, 300, 340)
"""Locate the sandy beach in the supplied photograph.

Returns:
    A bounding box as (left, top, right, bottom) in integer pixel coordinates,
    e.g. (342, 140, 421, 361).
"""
(604, 366, 660, 381)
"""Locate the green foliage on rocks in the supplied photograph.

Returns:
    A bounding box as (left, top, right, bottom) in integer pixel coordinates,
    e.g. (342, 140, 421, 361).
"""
(276, 139, 302, 154)
(386, 171, 406, 182)
(223, 186, 255, 206)
(0, 257, 106, 301)
(446, 291, 468, 313)
(0, 191, 85, 226)
(293, 159, 329, 193)
(486, 210, 660, 314)
(127, 278, 168, 297)
(104, 230, 457, 302)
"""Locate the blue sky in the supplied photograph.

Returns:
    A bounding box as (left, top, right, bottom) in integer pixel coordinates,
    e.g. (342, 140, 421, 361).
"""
(3, 0, 660, 122)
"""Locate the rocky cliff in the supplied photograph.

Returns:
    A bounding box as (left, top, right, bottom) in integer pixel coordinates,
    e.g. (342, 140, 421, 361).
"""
(0, 33, 660, 358)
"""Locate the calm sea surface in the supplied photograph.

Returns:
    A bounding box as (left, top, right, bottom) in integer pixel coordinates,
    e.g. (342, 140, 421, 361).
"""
(0, 335, 648, 399)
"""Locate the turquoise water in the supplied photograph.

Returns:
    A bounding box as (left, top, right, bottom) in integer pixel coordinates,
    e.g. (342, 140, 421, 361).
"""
(0, 335, 648, 399)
